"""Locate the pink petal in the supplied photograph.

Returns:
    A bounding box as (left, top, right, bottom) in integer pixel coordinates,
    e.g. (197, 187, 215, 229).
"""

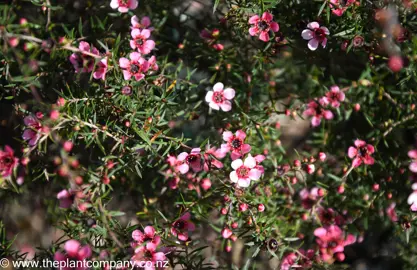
(354, 140, 366, 147)
(363, 156, 374, 165)
(366, 144, 375, 154)
(177, 152, 188, 161)
(314, 227, 327, 237)
(408, 150, 417, 159)
(141, 29, 151, 39)
(248, 15, 259, 24)
(130, 52, 141, 62)
(259, 31, 269, 42)
(122, 70, 132, 80)
(223, 88, 235, 99)
(270, 22, 279, 32)
(249, 27, 258, 36)
(78, 41, 90, 52)
(110, 0, 119, 9)
(308, 38, 319, 51)
(409, 162, 417, 173)
(321, 38, 327, 48)
(235, 130, 246, 140)
(144, 226, 156, 237)
(352, 157, 362, 168)
(238, 178, 250, 187)
(222, 131, 233, 142)
(320, 26, 330, 35)
(248, 168, 262, 180)
(244, 155, 256, 168)
(178, 163, 189, 174)
(241, 144, 251, 154)
(64, 240, 81, 258)
(220, 101, 232, 111)
(261, 12, 273, 22)
(129, 0, 138, 9)
(347, 147, 357, 158)
(301, 29, 313, 40)
(307, 22, 320, 29)
(209, 102, 220, 110)
(311, 116, 321, 126)
(141, 17, 151, 28)
(132, 230, 144, 241)
(323, 110, 333, 120)
(119, 58, 130, 69)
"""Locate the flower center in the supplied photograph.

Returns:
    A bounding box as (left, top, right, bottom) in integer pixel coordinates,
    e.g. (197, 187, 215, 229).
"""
(257, 21, 269, 31)
(213, 92, 224, 103)
(315, 106, 323, 116)
(231, 138, 242, 149)
(359, 147, 368, 157)
(0, 157, 12, 166)
(135, 38, 144, 46)
(130, 63, 140, 73)
(236, 166, 249, 178)
(119, 0, 129, 6)
(186, 154, 198, 164)
(314, 28, 326, 41)
(328, 241, 338, 248)
(174, 220, 186, 230)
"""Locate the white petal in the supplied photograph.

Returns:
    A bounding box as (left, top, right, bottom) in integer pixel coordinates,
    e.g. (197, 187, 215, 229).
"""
(301, 29, 313, 40)
(238, 179, 250, 188)
(244, 155, 256, 168)
(229, 171, 238, 183)
(110, 0, 119, 9)
(308, 39, 319, 51)
(231, 159, 243, 170)
(307, 22, 320, 29)
(320, 26, 330, 35)
(209, 102, 220, 110)
(205, 91, 214, 102)
(213, 82, 224, 92)
(220, 101, 232, 112)
(223, 88, 235, 99)
(408, 192, 417, 205)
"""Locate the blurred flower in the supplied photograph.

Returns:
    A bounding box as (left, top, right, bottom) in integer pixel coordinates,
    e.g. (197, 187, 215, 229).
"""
(301, 22, 329, 51)
(175, 148, 202, 174)
(93, 57, 108, 80)
(69, 42, 99, 73)
(303, 99, 334, 127)
(314, 225, 356, 263)
(323, 85, 345, 108)
(110, 0, 138, 13)
(130, 29, 155, 55)
(348, 140, 375, 168)
(171, 212, 195, 241)
(22, 115, 42, 146)
(131, 226, 161, 251)
(131, 15, 152, 30)
(0, 146, 19, 178)
(119, 52, 149, 81)
(329, 0, 356, 16)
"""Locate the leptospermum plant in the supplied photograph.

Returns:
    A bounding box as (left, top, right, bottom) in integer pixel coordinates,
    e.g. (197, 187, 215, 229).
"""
(1, 0, 417, 269)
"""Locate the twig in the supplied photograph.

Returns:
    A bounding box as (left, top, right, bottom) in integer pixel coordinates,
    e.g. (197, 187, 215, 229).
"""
(383, 114, 416, 137)
(97, 199, 124, 248)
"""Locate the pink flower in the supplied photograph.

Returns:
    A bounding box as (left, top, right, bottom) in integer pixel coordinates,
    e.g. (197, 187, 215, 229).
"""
(317, 207, 345, 226)
(408, 149, 417, 173)
(301, 22, 330, 51)
(0, 146, 19, 178)
(131, 226, 161, 251)
(386, 203, 398, 222)
(303, 100, 334, 127)
(248, 12, 279, 42)
(119, 52, 149, 81)
(176, 148, 203, 174)
(329, 0, 356, 16)
(314, 225, 356, 263)
(324, 85, 345, 108)
(54, 240, 91, 270)
(205, 82, 235, 112)
(299, 187, 320, 209)
(347, 140, 375, 168)
(408, 183, 417, 211)
(131, 15, 152, 30)
(93, 57, 108, 80)
(22, 115, 42, 146)
(110, 0, 138, 13)
(131, 245, 166, 269)
(280, 249, 314, 270)
(147, 55, 159, 72)
(221, 130, 251, 160)
(221, 227, 233, 239)
(203, 146, 224, 172)
(229, 154, 263, 188)
(130, 29, 155, 55)
(57, 189, 74, 208)
(69, 42, 99, 73)
(254, 154, 266, 173)
(171, 212, 195, 241)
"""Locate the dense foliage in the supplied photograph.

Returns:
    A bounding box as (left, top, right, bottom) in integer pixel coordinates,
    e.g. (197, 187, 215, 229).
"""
(1, 0, 417, 269)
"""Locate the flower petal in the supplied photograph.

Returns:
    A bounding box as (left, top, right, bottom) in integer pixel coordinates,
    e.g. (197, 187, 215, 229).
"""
(308, 38, 319, 51)
(231, 159, 243, 170)
(307, 22, 320, 29)
(213, 82, 224, 92)
(223, 88, 235, 99)
(301, 29, 313, 40)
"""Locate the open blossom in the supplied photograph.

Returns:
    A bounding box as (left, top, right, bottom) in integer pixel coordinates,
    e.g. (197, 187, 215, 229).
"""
(330, 0, 356, 16)
(348, 140, 375, 168)
(323, 85, 345, 108)
(299, 187, 323, 209)
(229, 154, 263, 188)
(110, 0, 138, 13)
(281, 249, 314, 270)
(205, 82, 235, 112)
(407, 183, 417, 211)
(303, 99, 334, 127)
(408, 149, 417, 173)
(175, 148, 202, 174)
(171, 212, 195, 241)
(130, 29, 155, 55)
(93, 57, 108, 80)
(317, 207, 345, 226)
(131, 244, 166, 269)
(22, 115, 43, 146)
(314, 225, 356, 263)
(203, 146, 225, 172)
(131, 226, 161, 251)
(253, 154, 266, 173)
(131, 15, 152, 30)
(221, 130, 251, 160)
(301, 22, 330, 51)
(248, 12, 279, 42)
(54, 240, 91, 270)
(57, 189, 74, 208)
(0, 146, 19, 178)
(386, 203, 398, 222)
(119, 52, 149, 81)
(69, 42, 99, 73)
(148, 55, 159, 72)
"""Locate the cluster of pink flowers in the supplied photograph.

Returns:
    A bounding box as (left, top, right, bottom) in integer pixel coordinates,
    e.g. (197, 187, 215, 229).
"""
(54, 240, 91, 270)
(329, 0, 358, 16)
(248, 12, 279, 42)
(130, 226, 167, 268)
(119, 16, 158, 82)
(201, 29, 224, 51)
(301, 22, 330, 51)
(280, 249, 314, 270)
(303, 85, 345, 127)
(314, 225, 356, 263)
(69, 41, 108, 81)
(205, 82, 236, 112)
(348, 139, 375, 168)
(0, 145, 19, 178)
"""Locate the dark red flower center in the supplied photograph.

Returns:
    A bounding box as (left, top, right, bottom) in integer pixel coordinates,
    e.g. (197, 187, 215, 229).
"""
(174, 220, 186, 230)
(186, 154, 199, 164)
(130, 63, 140, 73)
(328, 241, 338, 248)
(213, 92, 224, 103)
(257, 21, 269, 31)
(314, 28, 326, 41)
(231, 138, 242, 149)
(315, 106, 323, 116)
(135, 38, 144, 46)
(236, 166, 249, 178)
(359, 146, 368, 157)
(119, 0, 129, 6)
